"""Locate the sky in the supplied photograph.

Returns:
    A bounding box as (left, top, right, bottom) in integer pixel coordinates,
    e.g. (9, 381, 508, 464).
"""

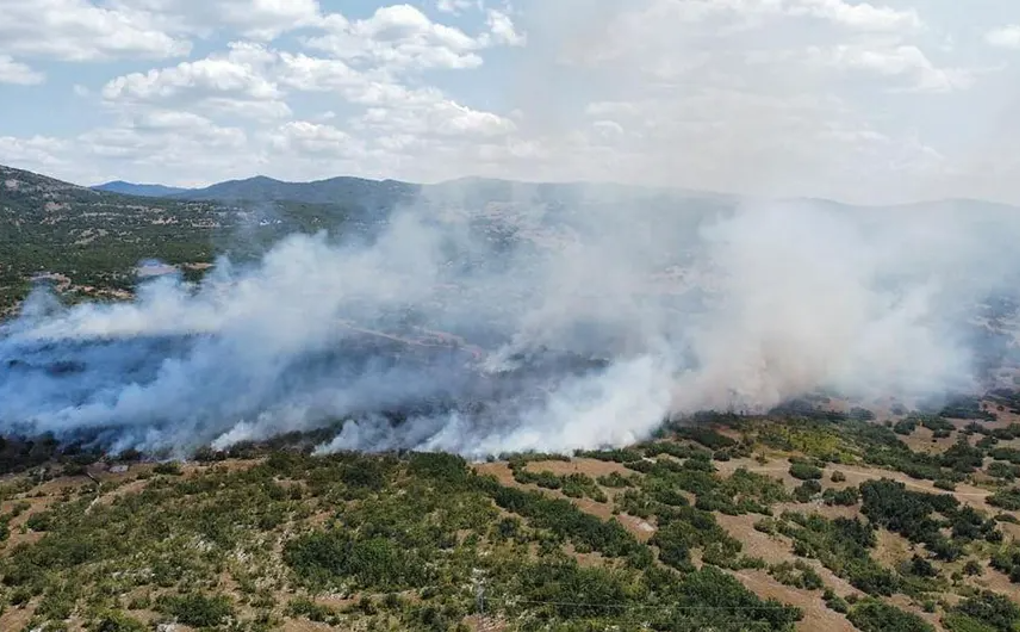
(1, 0, 1020, 204)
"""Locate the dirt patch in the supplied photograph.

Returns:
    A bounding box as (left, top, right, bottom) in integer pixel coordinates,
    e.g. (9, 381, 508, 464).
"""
(730, 570, 854, 632)
(971, 563, 1020, 604)
(526, 459, 635, 478)
(277, 618, 338, 632)
(896, 428, 958, 455)
(463, 614, 509, 632)
(872, 529, 912, 568)
(475, 462, 515, 487)
(781, 502, 863, 520)
(0, 599, 39, 632)
(617, 512, 656, 541)
(713, 459, 802, 492)
(887, 594, 944, 631)
(715, 513, 794, 564)
(94, 478, 150, 508)
(825, 463, 993, 511)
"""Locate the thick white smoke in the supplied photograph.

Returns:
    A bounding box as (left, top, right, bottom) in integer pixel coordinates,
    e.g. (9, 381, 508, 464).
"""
(1, 191, 1018, 458)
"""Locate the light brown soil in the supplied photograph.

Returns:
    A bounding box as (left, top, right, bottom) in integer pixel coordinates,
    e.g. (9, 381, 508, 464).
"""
(526, 458, 636, 478)
(730, 570, 855, 632)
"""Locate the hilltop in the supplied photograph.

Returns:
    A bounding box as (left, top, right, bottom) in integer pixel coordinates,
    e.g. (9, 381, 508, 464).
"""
(92, 181, 187, 198)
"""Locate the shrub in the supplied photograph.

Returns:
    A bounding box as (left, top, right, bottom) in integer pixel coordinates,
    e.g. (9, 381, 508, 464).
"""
(987, 487, 1020, 511)
(596, 472, 632, 488)
(158, 593, 234, 629)
(26, 511, 53, 532)
(789, 463, 822, 481)
(943, 590, 1020, 632)
(768, 561, 824, 590)
(88, 610, 149, 632)
(822, 589, 849, 614)
(153, 461, 183, 476)
(847, 599, 934, 632)
(822, 487, 859, 506)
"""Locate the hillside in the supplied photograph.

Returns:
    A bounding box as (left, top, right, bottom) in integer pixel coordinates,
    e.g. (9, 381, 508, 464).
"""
(0, 164, 733, 316)
(0, 165, 245, 312)
(179, 175, 421, 208)
(1, 403, 1019, 631)
(91, 181, 187, 198)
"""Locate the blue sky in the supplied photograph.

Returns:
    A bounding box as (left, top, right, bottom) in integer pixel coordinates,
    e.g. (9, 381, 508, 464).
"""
(1, 0, 1020, 204)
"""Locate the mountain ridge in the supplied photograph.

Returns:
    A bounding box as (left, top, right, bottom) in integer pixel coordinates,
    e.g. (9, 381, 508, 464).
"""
(92, 180, 187, 198)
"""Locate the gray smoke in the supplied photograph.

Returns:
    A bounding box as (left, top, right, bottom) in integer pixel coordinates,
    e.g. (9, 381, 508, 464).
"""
(2, 189, 1020, 458)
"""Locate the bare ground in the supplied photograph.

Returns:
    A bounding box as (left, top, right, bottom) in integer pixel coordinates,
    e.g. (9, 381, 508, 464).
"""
(729, 570, 855, 632)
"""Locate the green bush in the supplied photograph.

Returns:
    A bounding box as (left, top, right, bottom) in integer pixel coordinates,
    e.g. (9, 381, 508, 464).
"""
(768, 561, 824, 590)
(596, 472, 633, 488)
(88, 610, 149, 632)
(943, 590, 1020, 632)
(987, 487, 1020, 511)
(153, 461, 183, 476)
(158, 593, 234, 629)
(789, 463, 822, 481)
(847, 599, 933, 632)
(822, 486, 859, 506)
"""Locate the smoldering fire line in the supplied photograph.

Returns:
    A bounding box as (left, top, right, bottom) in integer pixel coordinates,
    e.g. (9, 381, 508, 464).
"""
(1, 196, 1019, 458)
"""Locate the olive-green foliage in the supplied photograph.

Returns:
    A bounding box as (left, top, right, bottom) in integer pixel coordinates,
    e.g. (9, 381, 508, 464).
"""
(511, 465, 608, 502)
(822, 486, 859, 506)
(285, 597, 339, 625)
(157, 593, 235, 629)
(0, 444, 814, 632)
(87, 609, 149, 631)
(284, 529, 430, 591)
(847, 599, 934, 632)
(777, 512, 898, 596)
(942, 590, 1020, 632)
(789, 463, 823, 481)
(860, 479, 1000, 562)
(481, 479, 649, 564)
(987, 486, 1020, 511)
(651, 506, 743, 570)
(990, 543, 1020, 583)
(768, 561, 824, 591)
(596, 472, 633, 488)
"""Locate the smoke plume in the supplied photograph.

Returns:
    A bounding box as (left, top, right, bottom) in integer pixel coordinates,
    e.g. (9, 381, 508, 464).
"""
(1, 189, 1019, 458)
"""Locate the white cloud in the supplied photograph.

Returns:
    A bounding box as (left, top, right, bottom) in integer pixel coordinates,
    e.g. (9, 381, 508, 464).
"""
(986, 25, 1020, 50)
(6, 1, 1020, 203)
(483, 10, 527, 46)
(74, 110, 248, 184)
(805, 43, 974, 93)
(105, 0, 323, 41)
(0, 135, 69, 169)
(0, 0, 190, 61)
(100, 42, 289, 119)
(356, 98, 517, 138)
(615, 0, 922, 34)
(211, 0, 322, 40)
(436, 0, 476, 14)
(276, 52, 365, 93)
(303, 3, 522, 72)
(0, 55, 44, 85)
(785, 0, 922, 33)
(268, 121, 358, 157)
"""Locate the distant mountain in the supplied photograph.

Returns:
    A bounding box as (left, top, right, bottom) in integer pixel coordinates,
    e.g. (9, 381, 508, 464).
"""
(92, 180, 188, 198)
(180, 174, 421, 206)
